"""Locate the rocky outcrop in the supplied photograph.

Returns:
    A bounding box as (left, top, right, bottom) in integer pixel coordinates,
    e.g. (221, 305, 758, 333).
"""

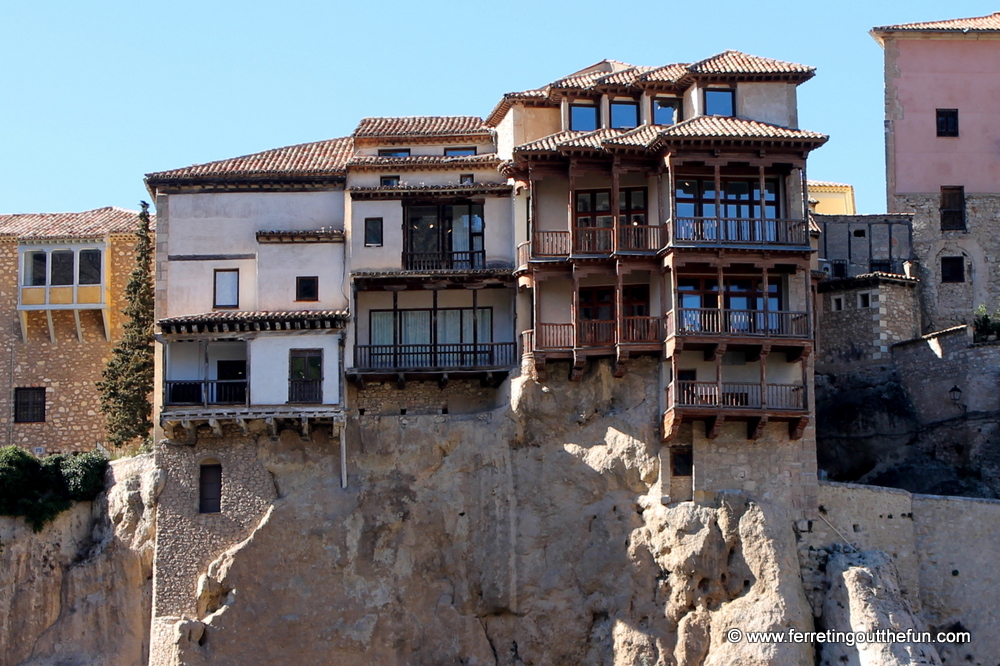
(0, 453, 159, 666)
(151, 359, 813, 665)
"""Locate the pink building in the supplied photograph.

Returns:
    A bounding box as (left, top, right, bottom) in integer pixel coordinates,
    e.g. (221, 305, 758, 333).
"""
(874, 13, 1000, 331)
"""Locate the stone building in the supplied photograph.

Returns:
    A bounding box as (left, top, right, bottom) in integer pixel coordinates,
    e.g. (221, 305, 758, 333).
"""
(874, 13, 1000, 332)
(0, 207, 145, 453)
(815, 212, 914, 278)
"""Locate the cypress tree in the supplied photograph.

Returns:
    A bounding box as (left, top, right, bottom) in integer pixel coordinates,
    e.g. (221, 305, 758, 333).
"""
(97, 201, 155, 447)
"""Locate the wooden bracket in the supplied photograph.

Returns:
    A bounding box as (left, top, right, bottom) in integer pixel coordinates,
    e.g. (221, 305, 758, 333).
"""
(300, 416, 311, 442)
(438, 373, 449, 390)
(613, 346, 629, 378)
(208, 418, 223, 438)
(704, 415, 724, 439)
(396, 373, 406, 390)
(236, 418, 249, 435)
(704, 342, 727, 363)
(265, 417, 277, 437)
(662, 410, 681, 442)
(747, 416, 768, 441)
(789, 416, 809, 440)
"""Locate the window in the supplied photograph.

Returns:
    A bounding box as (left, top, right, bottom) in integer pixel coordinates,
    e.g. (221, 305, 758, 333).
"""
(619, 187, 647, 226)
(368, 307, 493, 368)
(622, 285, 650, 317)
(380, 175, 400, 187)
(14, 387, 45, 423)
(833, 297, 843, 311)
(296, 276, 318, 302)
(610, 100, 639, 129)
(853, 229, 866, 238)
(858, 292, 871, 308)
(722, 350, 747, 365)
(406, 203, 484, 269)
(289, 350, 323, 403)
(675, 177, 779, 220)
(459, 174, 475, 185)
(870, 261, 892, 273)
(445, 147, 476, 156)
(941, 256, 965, 283)
(378, 148, 410, 157)
(364, 217, 383, 247)
(671, 447, 693, 477)
(936, 109, 959, 137)
(705, 89, 735, 116)
(213, 269, 239, 308)
(652, 97, 681, 125)
(199, 461, 222, 513)
(22, 248, 102, 287)
(570, 102, 599, 131)
(940, 186, 965, 230)
(831, 261, 847, 278)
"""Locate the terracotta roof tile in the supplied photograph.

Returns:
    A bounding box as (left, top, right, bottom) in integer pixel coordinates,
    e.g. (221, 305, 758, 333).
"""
(514, 130, 588, 153)
(557, 128, 627, 150)
(595, 66, 657, 87)
(687, 50, 814, 81)
(636, 63, 691, 85)
(484, 90, 557, 127)
(352, 116, 490, 139)
(158, 310, 348, 333)
(0, 207, 149, 240)
(146, 137, 352, 183)
(874, 12, 1000, 32)
(656, 116, 827, 143)
(808, 180, 852, 188)
(600, 125, 662, 149)
(346, 154, 500, 170)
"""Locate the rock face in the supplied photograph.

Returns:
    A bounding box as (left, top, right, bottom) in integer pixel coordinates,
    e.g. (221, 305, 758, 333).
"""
(154, 359, 813, 665)
(0, 453, 159, 666)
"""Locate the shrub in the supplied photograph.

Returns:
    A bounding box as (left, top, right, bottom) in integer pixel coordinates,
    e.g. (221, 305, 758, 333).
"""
(0, 446, 108, 532)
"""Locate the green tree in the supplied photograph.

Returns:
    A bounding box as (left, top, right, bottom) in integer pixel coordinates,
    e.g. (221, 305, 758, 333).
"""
(97, 202, 155, 447)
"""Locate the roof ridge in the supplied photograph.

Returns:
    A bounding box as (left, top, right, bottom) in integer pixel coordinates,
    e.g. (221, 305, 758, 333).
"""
(146, 136, 351, 177)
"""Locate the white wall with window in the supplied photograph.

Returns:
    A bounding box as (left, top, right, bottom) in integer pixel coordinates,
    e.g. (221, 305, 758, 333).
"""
(256, 242, 347, 311)
(165, 259, 255, 317)
(249, 333, 341, 406)
(348, 167, 501, 189)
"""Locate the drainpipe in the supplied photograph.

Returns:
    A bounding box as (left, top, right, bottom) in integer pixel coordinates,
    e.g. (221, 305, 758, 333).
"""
(340, 420, 347, 490)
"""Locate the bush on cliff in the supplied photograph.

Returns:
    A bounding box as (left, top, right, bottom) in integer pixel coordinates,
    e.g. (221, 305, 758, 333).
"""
(0, 446, 108, 531)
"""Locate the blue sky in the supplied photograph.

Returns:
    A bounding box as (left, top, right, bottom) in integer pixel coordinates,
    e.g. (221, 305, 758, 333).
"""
(1, 1, 994, 216)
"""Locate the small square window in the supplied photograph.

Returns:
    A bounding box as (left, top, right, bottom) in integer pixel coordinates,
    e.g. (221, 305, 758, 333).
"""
(941, 256, 965, 283)
(705, 89, 735, 117)
(380, 175, 400, 187)
(833, 297, 843, 311)
(610, 100, 639, 129)
(214, 269, 239, 308)
(936, 109, 959, 137)
(445, 147, 476, 156)
(378, 148, 410, 157)
(570, 103, 599, 131)
(14, 387, 46, 423)
(858, 292, 871, 308)
(296, 276, 319, 302)
(870, 260, 892, 274)
(853, 229, 866, 238)
(459, 174, 474, 185)
(832, 261, 847, 278)
(652, 97, 681, 125)
(671, 447, 693, 476)
(364, 217, 383, 246)
(940, 186, 965, 230)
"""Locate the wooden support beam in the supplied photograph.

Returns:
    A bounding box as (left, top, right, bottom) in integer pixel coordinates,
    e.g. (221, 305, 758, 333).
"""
(396, 373, 406, 390)
(438, 373, 449, 390)
(662, 409, 681, 442)
(101, 309, 112, 341)
(747, 416, 767, 441)
(614, 346, 628, 378)
(45, 310, 56, 345)
(789, 416, 808, 440)
(73, 310, 83, 343)
(265, 417, 277, 437)
(705, 415, 724, 439)
(353, 375, 366, 391)
(180, 420, 196, 445)
(570, 350, 586, 382)
(236, 418, 249, 435)
(704, 342, 727, 363)
(300, 416, 311, 442)
(209, 418, 223, 438)
(533, 354, 547, 382)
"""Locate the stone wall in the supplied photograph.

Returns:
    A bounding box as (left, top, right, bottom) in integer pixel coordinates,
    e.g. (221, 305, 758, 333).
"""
(799, 481, 1000, 666)
(0, 232, 139, 453)
(891, 192, 1000, 332)
(815, 213, 913, 278)
(817, 274, 920, 370)
(348, 377, 505, 416)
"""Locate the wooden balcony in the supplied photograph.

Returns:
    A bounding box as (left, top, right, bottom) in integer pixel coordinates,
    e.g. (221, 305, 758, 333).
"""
(350, 342, 517, 387)
(671, 217, 810, 247)
(573, 228, 613, 254)
(666, 308, 810, 338)
(663, 380, 809, 441)
(403, 250, 485, 271)
(618, 225, 664, 253)
(532, 231, 571, 258)
(165, 379, 248, 407)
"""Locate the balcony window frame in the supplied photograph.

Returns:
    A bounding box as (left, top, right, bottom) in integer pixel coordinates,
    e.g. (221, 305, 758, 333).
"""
(213, 269, 239, 309)
(288, 349, 323, 404)
(444, 147, 477, 156)
(675, 176, 781, 220)
(20, 245, 104, 288)
(609, 99, 640, 129)
(569, 101, 599, 131)
(380, 175, 401, 187)
(936, 109, 959, 137)
(652, 96, 682, 125)
(940, 186, 966, 231)
(618, 187, 648, 227)
(404, 201, 485, 269)
(704, 88, 736, 117)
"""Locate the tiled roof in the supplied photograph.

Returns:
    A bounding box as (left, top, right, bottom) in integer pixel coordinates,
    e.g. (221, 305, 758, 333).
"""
(874, 13, 1000, 33)
(484, 90, 557, 127)
(595, 66, 657, 87)
(158, 310, 349, 334)
(514, 131, 588, 153)
(352, 116, 490, 139)
(557, 128, 626, 150)
(808, 180, 853, 188)
(655, 116, 827, 144)
(0, 207, 148, 240)
(347, 183, 512, 199)
(551, 60, 634, 90)
(637, 63, 691, 85)
(346, 154, 500, 170)
(603, 125, 664, 149)
(687, 50, 814, 81)
(146, 137, 352, 183)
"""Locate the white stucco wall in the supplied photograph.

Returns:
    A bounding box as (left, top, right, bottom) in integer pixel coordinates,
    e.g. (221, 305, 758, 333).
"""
(165, 258, 256, 317)
(256, 242, 348, 311)
(248, 333, 341, 406)
(737, 82, 797, 128)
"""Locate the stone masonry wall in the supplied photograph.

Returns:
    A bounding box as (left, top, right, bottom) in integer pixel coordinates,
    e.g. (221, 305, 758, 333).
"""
(348, 378, 503, 415)
(0, 233, 138, 453)
(891, 192, 1000, 332)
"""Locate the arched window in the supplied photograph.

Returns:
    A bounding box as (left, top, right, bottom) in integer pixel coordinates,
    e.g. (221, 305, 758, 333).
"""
(199, 460, 222, 514)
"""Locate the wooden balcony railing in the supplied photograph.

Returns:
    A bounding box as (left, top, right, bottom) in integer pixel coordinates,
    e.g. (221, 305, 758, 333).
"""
(622, 316, 661, 342)
(669, 308, 810, 338)
(577, 319, 616, 346)
(573, 227, 614, 254)
(618, 225, 663, 252)
(288, 379, 322, 403)
(403, 250, 485, 270)
(521, 330, 534, 356)
(536, 323, 574, 349)
(533, 231, 571, 257)
(667, 381, 806, 411)
(354, 342, 517, 370)
(165, 379, 248, 406)
(672, 217, 809, 246)
(516, 241, 530, 268)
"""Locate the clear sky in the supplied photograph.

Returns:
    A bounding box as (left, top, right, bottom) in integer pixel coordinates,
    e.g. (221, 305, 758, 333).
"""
(1, 1, 995, 216)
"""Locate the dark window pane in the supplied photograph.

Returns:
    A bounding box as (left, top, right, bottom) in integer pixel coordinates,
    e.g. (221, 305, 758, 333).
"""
(50, 250, 74, 285)
(610, 102, 639, 129)
(936, 109, 959, 137)
(940, 186, 965, 230)
(296, 276, 318, 301)
(14, 387, 46, 423)
(570, 104, 598, 131)
(941, 256, 965, 283)
(459, 174, 474, 185)
(26, 251, 46, 286)
(378, 148, 410, 157)
(705, 89, 735, 117)
(78, 249, 101, 284)
(381, 176, 400, 187)
(653, 98, 680, 125)
(364, 217, 383, 246)
(671, 448, 693, 476)
(444, 147, 476, 156)
(199, 464, 222, 513)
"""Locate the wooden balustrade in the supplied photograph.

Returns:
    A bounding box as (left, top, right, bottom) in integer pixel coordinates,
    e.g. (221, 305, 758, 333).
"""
(672, 217, 809, 246)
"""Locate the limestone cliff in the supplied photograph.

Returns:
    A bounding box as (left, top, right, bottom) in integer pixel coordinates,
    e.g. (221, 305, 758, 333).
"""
(0, 453, 159, 666)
